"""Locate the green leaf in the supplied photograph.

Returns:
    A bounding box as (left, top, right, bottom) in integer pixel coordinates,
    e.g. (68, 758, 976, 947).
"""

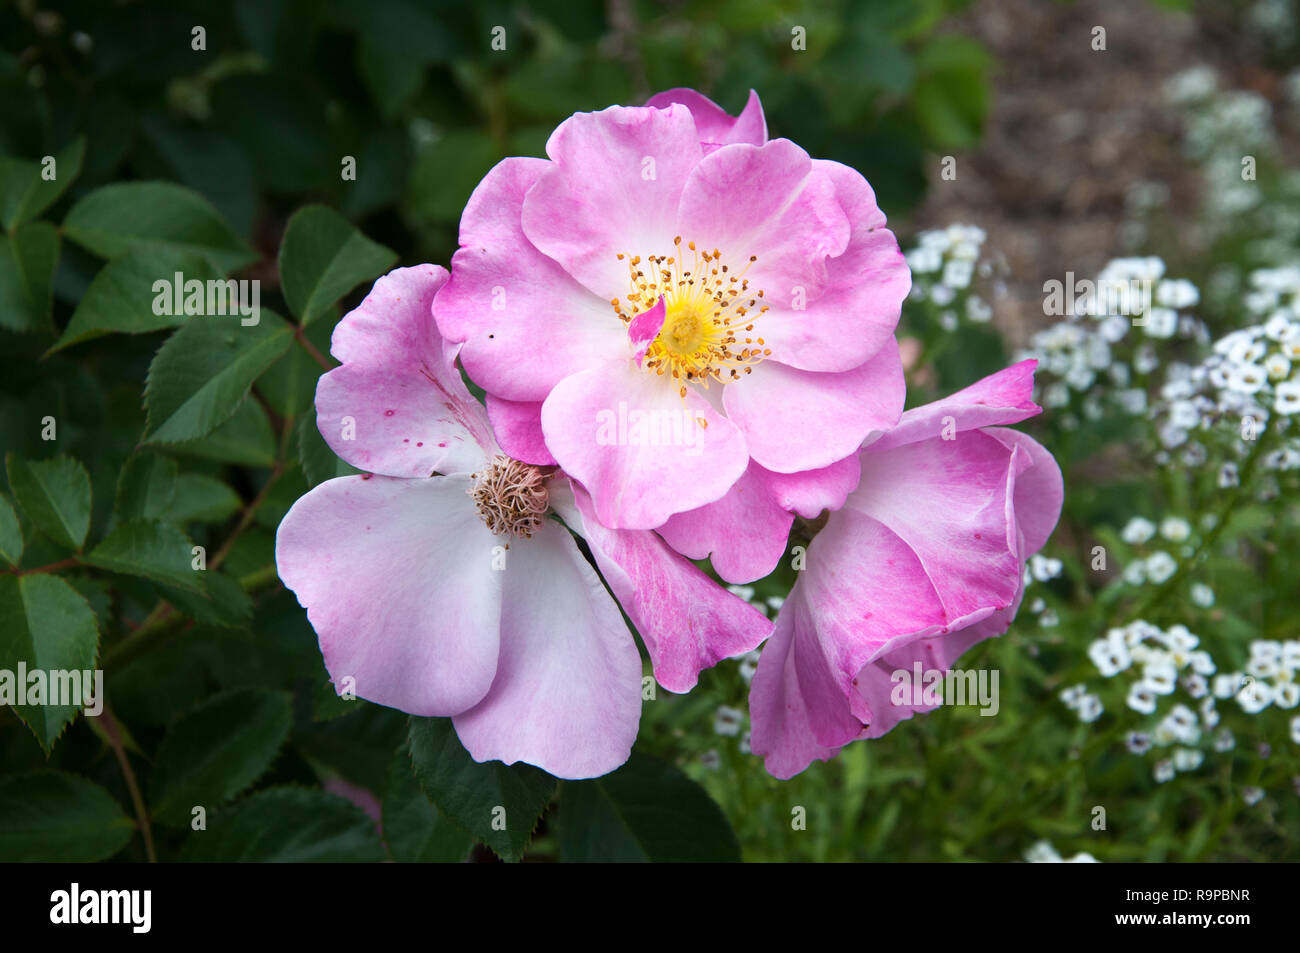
(84, 519, 203, 592)
(164, 474, 242, 524)
(910, 34, 992, 151)
(557, 752, 742, 862)
(161, 571, 253, 629)
(258, 314, 333, 418)
(167, 396, 277, 468)
(0, 771, 132, 861)
(5, 454, 91, 551)
(298, 411, 358, 487)
(278, 204, 396, 326)
(349, 0, 453, 115)
(0, 574, 100, 751)
(178, 787, 385, 862)
(114, 453, 178, 524)
(0, 491, 21, 567)
(48, 248, 220, 353)
(63, 181, 257, 272)
(0, 222, 59, 332)
(149, 689, 293, 827)
(407, 717, 556, 862)
(382, 746, 473, 862)
(144, 311, 293, 444)
(407, 129, 500, 223)
(0, 137, 85, 229)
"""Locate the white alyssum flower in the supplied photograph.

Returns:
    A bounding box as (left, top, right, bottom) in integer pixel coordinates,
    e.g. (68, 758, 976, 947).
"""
(1121, 517, 1157, 544)
(1160, 517, 1192, 542)
(713, 706, 745, 737)
(1077, 695, 1104, 723)
(1128, 683, 1159, 715)
(1236, 680, 1273, 714)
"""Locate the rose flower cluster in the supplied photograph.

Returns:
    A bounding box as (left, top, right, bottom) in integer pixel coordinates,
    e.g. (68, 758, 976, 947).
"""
(276, 89, 1063, 780)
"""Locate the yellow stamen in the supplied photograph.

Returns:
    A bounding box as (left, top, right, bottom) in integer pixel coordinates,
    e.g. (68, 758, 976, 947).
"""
(611, 236, 772, 398)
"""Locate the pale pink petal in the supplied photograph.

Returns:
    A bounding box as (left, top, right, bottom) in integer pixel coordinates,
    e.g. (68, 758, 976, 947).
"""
(521, 105, 703, 301)
(760, 455, 862, 519)
(847, 431, 1024, 623)
(628, 295, 665, 364)
(452, 520, 642, 779)
(645, 88, 767, 148)
(317, 265, 494, 477)
(433, 157, 625, 401)
(870, 359, 1042, 452)
(275, 474, 502, 717)
(722, 344, 904, 473)
(675, 139, 850, 309)
(755, 160, 910, 372)
(485, 395, 556, 466)
(854, 578, 1024, 741)
(658, 461, 793, 584)
(750, 511, 956, 776)
(541, 360, 749, 529)
(745, 602, 843, 780)
(983, 428, 1064, 556)
(565, 482, 771, 693)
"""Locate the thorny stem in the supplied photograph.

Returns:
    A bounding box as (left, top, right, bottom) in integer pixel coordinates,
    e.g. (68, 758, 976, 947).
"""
(294, 324, 332, 371)
(2, 557, 80, 575)
(105, 413, 294, 668)
(100, 705, 156, 863)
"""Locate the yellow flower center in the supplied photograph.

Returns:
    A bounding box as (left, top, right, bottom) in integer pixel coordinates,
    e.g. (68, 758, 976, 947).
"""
(611, 237, 771, 398)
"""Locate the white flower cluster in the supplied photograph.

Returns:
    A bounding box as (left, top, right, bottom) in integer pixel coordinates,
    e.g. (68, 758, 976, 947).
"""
(904, 225, 995, 329)
(1020, 257, 1208, 421)
(1115, 515, 1196, 588)
(1023, 554, 1063, 628)
(1165, 67, 1273, 220)
(1067, 619, 1300, 784)
(1023, 840, 1099, 863)
(727, 585, 785, 619)
(1154, 268, 1300, 469)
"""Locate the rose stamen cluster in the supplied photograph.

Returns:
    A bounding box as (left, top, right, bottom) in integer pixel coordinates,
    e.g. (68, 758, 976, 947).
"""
(611, 237, 771, 396)
(469, 456, 550, 539)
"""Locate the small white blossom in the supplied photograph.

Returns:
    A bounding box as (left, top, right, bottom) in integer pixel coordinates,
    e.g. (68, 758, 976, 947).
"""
(1159, 517, 1191, 542)
(1213, 673, 1245, 698)
(713, 706, 745, 737)
(1128, 683, 1159, 715)
(1060, 684, 1088, 708)
(1029, 554, 1063, 581)
(1236, 679, 1273, 714)
(1276, 380, 1300, 415)
(1089, 638, 1132, 677)
(1121, 517, 1157, 544)
(1077, 695, 1104, 723)
(1145, 551, 1178, 584)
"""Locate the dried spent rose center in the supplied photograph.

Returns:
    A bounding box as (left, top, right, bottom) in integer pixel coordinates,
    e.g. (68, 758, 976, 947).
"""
(610, 236, 773, 398)
(468, 455, 550, 539)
